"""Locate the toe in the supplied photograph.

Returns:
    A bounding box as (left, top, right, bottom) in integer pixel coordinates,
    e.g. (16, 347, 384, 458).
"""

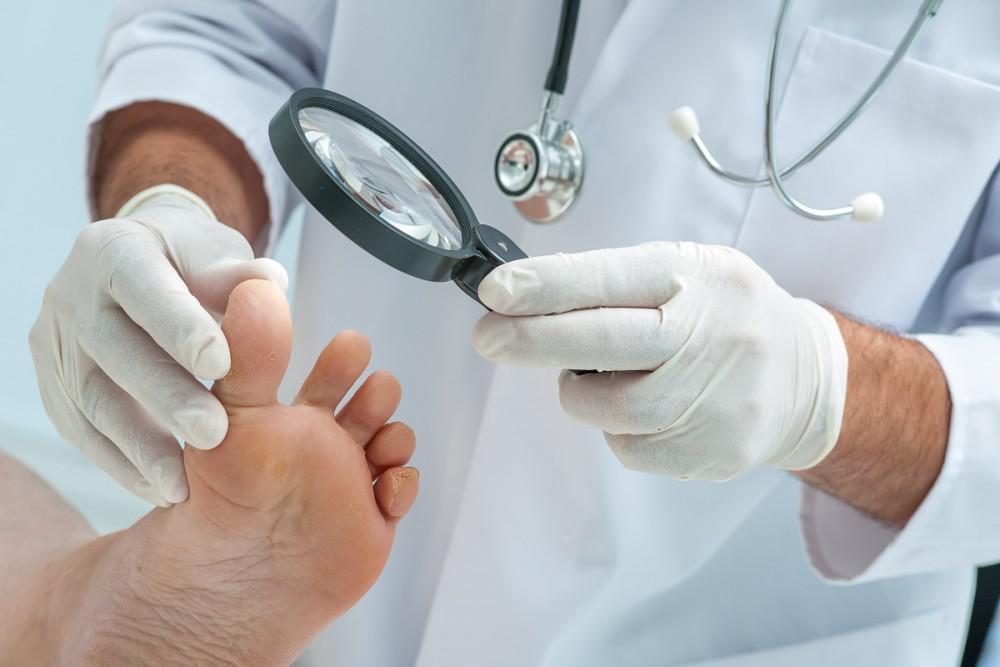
(294, 330, 372, 410)
(366, 422, 416, 478)
(213, 280, 292, 408)
(373, 467, 419, 520)
(336, 371, 402, 445)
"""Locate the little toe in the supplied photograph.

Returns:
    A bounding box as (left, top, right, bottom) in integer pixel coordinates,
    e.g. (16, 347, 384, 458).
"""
(213, 280, 292, 408)
(373, 467, 419, 520)
(294, 330, 372, 410)
(366, 422, 416, 477)
(336, 371, 402, 445)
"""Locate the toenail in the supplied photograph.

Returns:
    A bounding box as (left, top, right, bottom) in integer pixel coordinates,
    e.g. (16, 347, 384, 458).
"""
(388, 469, 417, 515)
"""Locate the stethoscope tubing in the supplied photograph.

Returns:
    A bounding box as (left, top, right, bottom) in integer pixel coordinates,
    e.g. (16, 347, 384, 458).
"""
(502, 0, 944, 223)
(760, 0, 943, 220)
(682, 0, 943, 220)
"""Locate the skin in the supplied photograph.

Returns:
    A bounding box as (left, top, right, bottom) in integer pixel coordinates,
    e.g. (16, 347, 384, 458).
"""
(797, 313, 950, 526)
(94, 103, 950, 525)
(2, 280, 419, 665)
(93, 101, 269, 242)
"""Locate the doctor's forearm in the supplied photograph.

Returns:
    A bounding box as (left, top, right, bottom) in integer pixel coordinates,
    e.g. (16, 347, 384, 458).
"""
(795, 313, 950, 526)
(92, 101, 268, 244)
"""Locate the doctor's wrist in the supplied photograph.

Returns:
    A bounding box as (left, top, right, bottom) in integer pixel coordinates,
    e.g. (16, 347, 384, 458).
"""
(92, 101, 268, 245)
(795, 312, 950, 525)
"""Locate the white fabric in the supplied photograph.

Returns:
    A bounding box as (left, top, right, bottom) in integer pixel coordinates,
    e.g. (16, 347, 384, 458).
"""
(88, 0, 1000, 664)
(473, 242, 848, 478)
(30, 187, 287, 505)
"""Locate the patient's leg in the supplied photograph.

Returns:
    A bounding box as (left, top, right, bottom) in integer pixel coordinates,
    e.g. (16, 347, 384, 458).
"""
(1, 280, 419, 666)
(0, 451, 96, 576)
(0, 450, 97, 652)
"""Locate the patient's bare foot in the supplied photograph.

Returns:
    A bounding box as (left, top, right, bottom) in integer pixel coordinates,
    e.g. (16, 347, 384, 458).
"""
(18, 280, 419, 665)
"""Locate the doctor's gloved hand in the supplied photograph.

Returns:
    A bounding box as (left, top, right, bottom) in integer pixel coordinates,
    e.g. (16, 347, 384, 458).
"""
(473, 242, 848, 480)
(30, 185, 288, 506)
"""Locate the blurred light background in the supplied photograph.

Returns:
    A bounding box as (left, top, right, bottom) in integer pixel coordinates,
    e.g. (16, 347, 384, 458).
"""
(0, 3, 302, 533)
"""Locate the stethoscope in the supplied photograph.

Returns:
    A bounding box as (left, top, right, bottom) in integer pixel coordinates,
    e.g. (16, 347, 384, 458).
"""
(494, 0, 945, 224)
(267, 0, 945, 309)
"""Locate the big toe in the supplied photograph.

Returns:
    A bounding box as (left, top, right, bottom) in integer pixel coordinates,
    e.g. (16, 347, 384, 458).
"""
(213, 279, 292, 408)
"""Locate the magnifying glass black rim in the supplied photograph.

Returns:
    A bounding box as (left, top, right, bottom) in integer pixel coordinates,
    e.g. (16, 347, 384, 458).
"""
(270, 88, 479, 282)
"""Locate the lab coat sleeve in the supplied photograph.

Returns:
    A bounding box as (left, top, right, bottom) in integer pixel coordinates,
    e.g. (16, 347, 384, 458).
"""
(801, 168, 1000, 583)
(87, 1, 336, 254)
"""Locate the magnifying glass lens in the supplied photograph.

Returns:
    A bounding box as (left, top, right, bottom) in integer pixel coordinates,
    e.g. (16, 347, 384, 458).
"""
(273, 89, 528, 296)
(298, 107, 463, 251)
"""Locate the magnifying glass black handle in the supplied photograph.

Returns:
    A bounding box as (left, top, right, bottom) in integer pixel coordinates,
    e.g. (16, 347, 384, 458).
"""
(452, 225, 527, 303)
(453, 226, 595, 375)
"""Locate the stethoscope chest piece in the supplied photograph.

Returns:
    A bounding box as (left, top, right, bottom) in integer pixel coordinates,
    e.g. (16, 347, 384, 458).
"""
(495, 0, 585, 224)
(495, 116, 584, 223)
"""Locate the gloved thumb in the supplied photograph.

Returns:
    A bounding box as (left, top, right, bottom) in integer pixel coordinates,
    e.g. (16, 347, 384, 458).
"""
(192, 257, 290, 315)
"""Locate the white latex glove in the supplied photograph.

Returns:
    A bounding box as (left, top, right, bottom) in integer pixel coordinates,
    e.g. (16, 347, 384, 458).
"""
(473, 242, 848, 480)
(30, 185, 288, 505)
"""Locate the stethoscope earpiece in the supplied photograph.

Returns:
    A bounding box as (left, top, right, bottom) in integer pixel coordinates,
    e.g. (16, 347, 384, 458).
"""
(849, 193, 884, 223)
(667, 106, 700, 142)
(663, 0, 943, 224)
(669, 105, 885, 223)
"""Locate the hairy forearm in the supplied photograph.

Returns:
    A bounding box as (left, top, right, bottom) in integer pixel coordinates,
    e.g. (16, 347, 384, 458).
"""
(796, 313, 951, 527)
(92, 101, 268, 244)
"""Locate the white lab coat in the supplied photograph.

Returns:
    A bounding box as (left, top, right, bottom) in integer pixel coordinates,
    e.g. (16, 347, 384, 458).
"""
(90, 1, 1000, 664)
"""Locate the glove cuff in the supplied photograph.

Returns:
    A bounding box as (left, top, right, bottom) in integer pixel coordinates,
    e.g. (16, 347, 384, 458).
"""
(116, 183, 218, 222)
(773, 300, 849, 471)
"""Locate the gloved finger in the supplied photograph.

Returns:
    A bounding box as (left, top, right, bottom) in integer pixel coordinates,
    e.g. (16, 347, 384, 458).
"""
(478, 242, 693, 315)
(79, 430, 171, 507)
(473, 307, 683, 371)
(103, 227, 231, 381)
(127, 207, 286, 312)
(190, 257, 290, 315)
(32, 360, 168, 506)
(557, 368, 682, 435)
(82, 308, 228, 450)
(55, 400, 168, 506)
(602, 431, 726, 480)
(77, 368, 189, 504)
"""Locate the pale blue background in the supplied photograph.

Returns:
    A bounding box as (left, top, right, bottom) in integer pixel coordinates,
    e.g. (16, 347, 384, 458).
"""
(0, 2, 302, 534)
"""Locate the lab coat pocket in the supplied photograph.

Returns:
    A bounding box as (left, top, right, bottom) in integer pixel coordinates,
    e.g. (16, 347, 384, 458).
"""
(684, 606, 964, 667)
(735, 27, 1000, 329)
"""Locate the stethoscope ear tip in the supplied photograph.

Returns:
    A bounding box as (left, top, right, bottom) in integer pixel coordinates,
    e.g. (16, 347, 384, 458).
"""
(668, 106, 700, 140)
(850, 192, 884, 222)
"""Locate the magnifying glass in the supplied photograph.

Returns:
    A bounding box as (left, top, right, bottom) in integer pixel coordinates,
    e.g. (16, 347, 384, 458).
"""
(269, 88, 528, 304)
